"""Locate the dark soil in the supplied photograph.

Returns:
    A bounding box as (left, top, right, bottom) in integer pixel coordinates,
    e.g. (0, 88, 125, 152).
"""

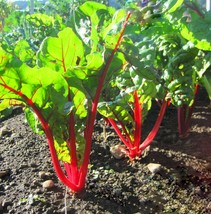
(0, 88, 211, 214)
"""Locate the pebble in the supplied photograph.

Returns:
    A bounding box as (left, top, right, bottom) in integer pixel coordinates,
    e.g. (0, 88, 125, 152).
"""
(20, 164, 28, 169)
(114, 189, 122, 196)
(34, 188, 44, 194)
(0, 126, 12, 137)
(110, 144, 128, 159)
(4, 185, 10, 190)
(42, 180, 55, 189)
(38, 171, 50, 179)
(0, 170, 9, 178)
(147, 163, 162, 174)
(30, 162, 38, 167)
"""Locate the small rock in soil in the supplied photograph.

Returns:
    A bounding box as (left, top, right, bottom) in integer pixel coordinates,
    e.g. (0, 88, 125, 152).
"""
(46, 207, 55, 214)
(0, 126, 12, 137)
(0, 191, 5, 196)
(38, 171, 51, 179)
(147, 163, 162, 174)
(0, 170, 9, 178)
(205, 162, 211, 171)
(110, 144, 128, 159)
(42, 180, 55, 189)
(34, 188, 44, 194)
(20, 164, 28, 169)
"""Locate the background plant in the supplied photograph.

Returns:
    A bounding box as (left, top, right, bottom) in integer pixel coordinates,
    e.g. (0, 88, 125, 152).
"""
(0, 0, 13, 32)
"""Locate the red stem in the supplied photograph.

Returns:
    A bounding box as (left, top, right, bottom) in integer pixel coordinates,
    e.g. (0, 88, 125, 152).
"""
(107, 118, 132, 149)
(78, 12, 132, 189)
(0, 81, 80, 191)
(133, 90, 142, 150)
(139, 99, 168, 151)
(67, 111, 79, 184)
(177, 84, 199, 137)
(177, 105, 186, 136)
(1, 12, 132, 192)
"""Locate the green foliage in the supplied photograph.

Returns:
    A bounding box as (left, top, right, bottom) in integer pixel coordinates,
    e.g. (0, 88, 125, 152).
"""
(0, 2, 129, 165)
(180, 12, 211, 51)
(163, 0, 184, 13)
(1, 0, 211, 192)
(1, 12, 64, 60)
(0, 0, 12, 32)
(0, 100, 13, 120)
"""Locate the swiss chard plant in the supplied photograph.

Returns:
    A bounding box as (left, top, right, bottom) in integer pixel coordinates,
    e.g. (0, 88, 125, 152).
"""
(162, 0, 211, 136)
(98, 68, 168, 159)
(0, 2, 131, 192)
(98, 0, 201, 158)
(98, 9, 169, 159)
(1, 12, 64, 54)
(132, 0, 202, 138)
(177, 0, 211, 107)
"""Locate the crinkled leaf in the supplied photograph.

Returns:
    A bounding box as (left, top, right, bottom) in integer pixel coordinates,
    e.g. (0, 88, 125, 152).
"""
(180, 13, 211, 51)
(70, 87, 88, 119)
(14, 40, 35, 63)
(79, 1, 115, 51)
(98, 93, 134, 125)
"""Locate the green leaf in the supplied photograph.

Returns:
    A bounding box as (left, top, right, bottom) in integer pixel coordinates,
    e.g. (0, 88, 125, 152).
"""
(0, 100, 13, 120)
(24, 107, 44, 135)
(54, 138, 71, 163)
(0, 100, 11, 111)
(37, 28, 84, 72)
(102, 9, 127, 49)
(180, 17, 211, 51)
(86, 52, 104, 70)
(14, 40, 35, 63)
(79, 1, 115, 51)
(98, 93, 134, 125)
(164, 0, 184, 13)
(70, 87, 88, 119)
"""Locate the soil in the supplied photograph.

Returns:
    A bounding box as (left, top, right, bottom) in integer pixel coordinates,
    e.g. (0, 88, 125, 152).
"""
(0, 88, 210, 214)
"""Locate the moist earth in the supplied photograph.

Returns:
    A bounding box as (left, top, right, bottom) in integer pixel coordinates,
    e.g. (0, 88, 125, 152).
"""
(0, 88, 211, 214)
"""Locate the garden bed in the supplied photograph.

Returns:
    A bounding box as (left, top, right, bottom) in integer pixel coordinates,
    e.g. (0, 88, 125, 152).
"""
(0, 88, 210, 214)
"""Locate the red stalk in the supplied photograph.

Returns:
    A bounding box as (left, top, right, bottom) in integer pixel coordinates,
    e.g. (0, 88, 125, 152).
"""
(139, 99, 168, 151)
(64, 87, 80, 186)
(106, 93, 167, 159)
(0, 81, 80, 191)
(177, 84, 199, 138)
(66, 111, 79, 185)
(107, 118, 132, 149)
(0, 12, 132, 192)
(77, 12, 132, 190)
(133, 90, 142, 151)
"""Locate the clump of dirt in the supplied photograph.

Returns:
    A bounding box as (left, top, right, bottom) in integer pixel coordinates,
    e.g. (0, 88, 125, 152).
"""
(0, 88, 210, 214)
